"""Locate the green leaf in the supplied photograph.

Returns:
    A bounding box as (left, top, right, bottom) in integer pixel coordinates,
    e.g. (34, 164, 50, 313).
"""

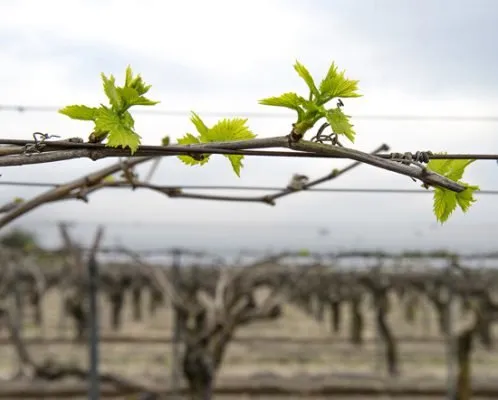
(176, 133, 210, 166)
(120, 110, 135, 129)
(259, 92, 306, 111)
(433, 187, 458, 223)
(177, 116, 256, 176)
(201, 118, 256, 143)
(319, 62, 362, 104)
(428, 158, 475, 182)
(177, 133, 201, 146)
(129, 96, 159, 107)
(456, 185, 479, 212)
(325, 107, 356, 142)
(294, 60, 320, 99)
(226, 155, 244, 177)
(124, 65, 134, 87)
(258, 61, 361, 141)
(190, 112, 209, 136)
(60, 67, 160, 154)
(128, 74, 151, 95)
(200, 117, 255, 177)
(433, 184, 479, 224)
(427, 156, 478, 223)
(117, 87, 159, 108)
(122, 66, 153, 96)
(95, 107, 141, 154)
(259, 92, 306, 121)
(101, 73, 122, 110)
(58, 105, 98, 121)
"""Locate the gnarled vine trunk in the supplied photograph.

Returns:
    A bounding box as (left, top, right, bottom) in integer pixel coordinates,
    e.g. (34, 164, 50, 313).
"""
(329, 299, 341, 333)
(132, 286, 143, 321)
(182, 342, 215, 400)
(456, 326, 473, 400)
(108, 290, 124, 331)
(350, 296, 363, 345)
(376, 304, 398, 376)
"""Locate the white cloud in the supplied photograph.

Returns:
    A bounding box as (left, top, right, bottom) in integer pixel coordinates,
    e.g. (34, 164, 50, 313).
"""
(0, 0, 311, 78)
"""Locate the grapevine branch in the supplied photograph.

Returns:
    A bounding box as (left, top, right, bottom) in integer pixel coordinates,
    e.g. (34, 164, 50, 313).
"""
(0, 61, 483, 226)
(0, 156, 156, 228)
(0, 136, 464, 191)
(1, 138, 497, 160)
(0, 145, 388, 226)
(2, 181, 498, 195)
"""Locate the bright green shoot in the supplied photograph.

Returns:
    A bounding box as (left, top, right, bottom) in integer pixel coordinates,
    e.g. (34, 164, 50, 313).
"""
(259, 60, 361, 142)
(174, 112, 256, 177)
(59, 66, 159, 154)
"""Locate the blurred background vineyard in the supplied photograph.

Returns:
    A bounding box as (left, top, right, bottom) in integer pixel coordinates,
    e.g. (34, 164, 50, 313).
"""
(0, 226, 497, 399)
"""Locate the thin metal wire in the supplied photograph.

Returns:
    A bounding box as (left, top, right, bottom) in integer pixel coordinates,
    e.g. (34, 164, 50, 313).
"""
(2, 104, 498, 121)
(0, 138, 497, 160)
(0, 180, 497, 194)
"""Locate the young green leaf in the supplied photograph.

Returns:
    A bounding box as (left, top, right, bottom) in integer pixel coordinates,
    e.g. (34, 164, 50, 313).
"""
(294, 60, 320, 100)
(326, 107, 356, 142)
(427, 157, 479, 223)
(95, 107, 141, 154)
(127, 73, 151, 95)
(200, 116, 256, 177)
(433, 184, 479, 223)
(200, 117, 256, 143)
(455, 185, 479, 212)
(225, 155, 245, 177)
(259, 92, 306, 116)
(433, 187, 458, 223)
(59, 105, 98, 121)
(428, 158, 475, 183)
(190, 112, 209, 136)
(318, 62, 362, 104)
(259, 60, 361, 140)
(59, 66, 159, 154)
(117, 87, 159, 109)
(176, 133, 210, 166)
(176, 113, 256, 176)
(101, 73, 122, 110)
(124, 65, 134, 87)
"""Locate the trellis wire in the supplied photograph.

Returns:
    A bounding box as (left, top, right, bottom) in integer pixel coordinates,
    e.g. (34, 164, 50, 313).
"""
(2, 103, 498, 121)
(1, 180, 498, 195)
(1, 138, 498, 160)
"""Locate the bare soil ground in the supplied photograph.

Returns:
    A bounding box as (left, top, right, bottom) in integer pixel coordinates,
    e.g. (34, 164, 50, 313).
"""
(0, 290, 497, 398)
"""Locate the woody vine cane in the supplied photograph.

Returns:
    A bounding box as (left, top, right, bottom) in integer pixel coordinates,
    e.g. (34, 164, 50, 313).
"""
(42, 61, 479, 223)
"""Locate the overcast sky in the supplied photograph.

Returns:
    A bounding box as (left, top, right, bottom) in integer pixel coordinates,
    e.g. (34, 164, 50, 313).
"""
(0, 0, 497, 254)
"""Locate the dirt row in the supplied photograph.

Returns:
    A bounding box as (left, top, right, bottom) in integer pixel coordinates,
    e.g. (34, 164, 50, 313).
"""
(2, 372, 498, 398)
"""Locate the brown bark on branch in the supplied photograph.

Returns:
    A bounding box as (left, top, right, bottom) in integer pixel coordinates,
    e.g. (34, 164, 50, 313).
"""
(0, 136, 465, 192)
(0, 156, 155, 228)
